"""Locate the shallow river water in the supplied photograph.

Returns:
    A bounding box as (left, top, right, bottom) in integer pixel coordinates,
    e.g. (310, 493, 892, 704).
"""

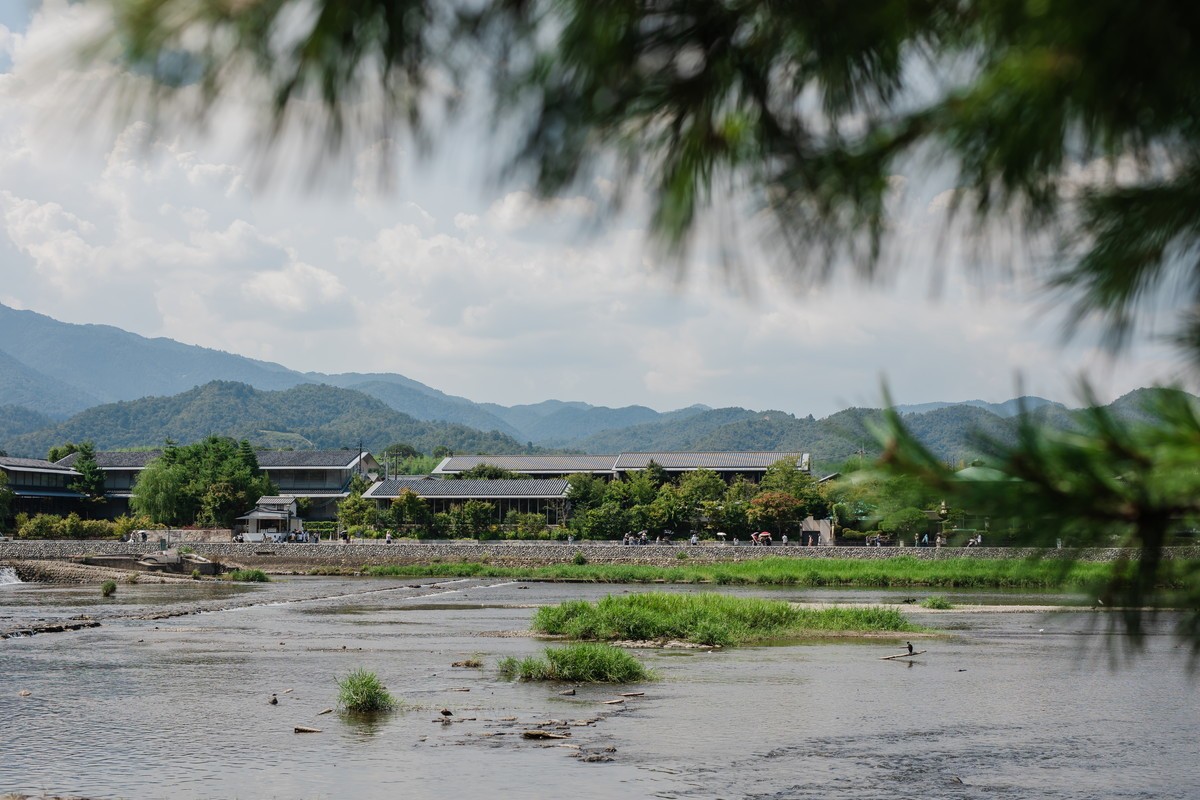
(1, 577, 1197, 799)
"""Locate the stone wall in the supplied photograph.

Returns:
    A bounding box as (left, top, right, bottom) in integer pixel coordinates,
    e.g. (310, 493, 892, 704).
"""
(2, 539, 1197, 573)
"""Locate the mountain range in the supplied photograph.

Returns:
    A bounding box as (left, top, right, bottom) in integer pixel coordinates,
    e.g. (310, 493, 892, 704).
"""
(0, 302, 1179, 465)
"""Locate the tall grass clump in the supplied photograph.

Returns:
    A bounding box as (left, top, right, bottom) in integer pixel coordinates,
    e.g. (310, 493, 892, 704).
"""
(100, 580, 117, 597)
(920, 595, 954, 609)
(224, 568, 270, 582)
(337, 669, 398, 713)
(498, 643, 654, 683)
(533, 593, 922, 646)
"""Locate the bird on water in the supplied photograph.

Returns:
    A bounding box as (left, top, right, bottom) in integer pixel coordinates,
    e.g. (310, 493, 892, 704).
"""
(906, 642, 914, 655)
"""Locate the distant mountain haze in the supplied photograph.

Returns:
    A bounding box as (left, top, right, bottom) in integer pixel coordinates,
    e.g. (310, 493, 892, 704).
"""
(0, 303, 1186, 464)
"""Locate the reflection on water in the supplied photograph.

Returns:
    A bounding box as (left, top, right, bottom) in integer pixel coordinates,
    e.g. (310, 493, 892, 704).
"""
(1, 578, 1197, 799)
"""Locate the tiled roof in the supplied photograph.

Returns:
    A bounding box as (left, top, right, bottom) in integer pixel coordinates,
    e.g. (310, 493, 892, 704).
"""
(365, 478, 569, 500)
(0, 456, 79, 474)
(255, 450, 364, 468)
(58, 451, 161, 469)
(613, 452, 806, 470)
(433, 455, 618, 474)
(256, 496, 296, 505)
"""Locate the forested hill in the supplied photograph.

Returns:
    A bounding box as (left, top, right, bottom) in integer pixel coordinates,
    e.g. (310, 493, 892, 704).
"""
(565, 390, 1196, 467)
(1, 381, 531, 458)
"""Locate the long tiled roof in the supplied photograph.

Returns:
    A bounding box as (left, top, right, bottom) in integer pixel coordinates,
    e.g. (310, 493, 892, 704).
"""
(58, 451, 161, 469)
(366, 478, 569, 499)
(56, 449, 371, 470)
(613, 452, 806, 470)
(433, 455, 617, 474)
(255, 450, 365, 468)
(0, 456, 79, 474)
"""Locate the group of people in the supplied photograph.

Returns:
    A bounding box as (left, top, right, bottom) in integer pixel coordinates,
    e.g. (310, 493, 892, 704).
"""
(622, 531, 655, 545)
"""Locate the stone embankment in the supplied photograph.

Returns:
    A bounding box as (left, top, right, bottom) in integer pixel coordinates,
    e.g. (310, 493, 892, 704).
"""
(3, 539, 1196, 576)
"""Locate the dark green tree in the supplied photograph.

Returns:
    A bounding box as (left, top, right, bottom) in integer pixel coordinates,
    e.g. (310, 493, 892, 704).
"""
(453, 464, 529, 480)
(68, 441, 107, 505)
(131, 436, 275, 527)
(47, 442, 79, 463)
(0, 471, 13, 527)
(566, 473, 607, 514)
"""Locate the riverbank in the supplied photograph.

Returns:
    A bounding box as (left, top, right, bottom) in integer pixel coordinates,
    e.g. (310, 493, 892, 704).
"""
(4, 538, 1197, 572)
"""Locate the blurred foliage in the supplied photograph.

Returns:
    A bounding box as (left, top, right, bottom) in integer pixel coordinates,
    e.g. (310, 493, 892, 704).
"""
(876, 388, 1200, 665)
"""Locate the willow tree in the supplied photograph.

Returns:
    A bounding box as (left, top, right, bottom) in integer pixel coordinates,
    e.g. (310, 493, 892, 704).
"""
(99, 1, 1200, 657)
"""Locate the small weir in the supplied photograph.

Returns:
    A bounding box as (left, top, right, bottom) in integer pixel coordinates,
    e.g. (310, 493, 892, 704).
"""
(0, 565, 21, 585)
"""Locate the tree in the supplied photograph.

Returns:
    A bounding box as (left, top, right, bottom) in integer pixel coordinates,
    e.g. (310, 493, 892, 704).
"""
(879, 507, 929, 540)
(0, 471, 13, 527)
(337, 491, 377, 530)
(389, 488, 430, 529)
(68, 441, 107, 506)
(566, 473, 606, 514)
(131, 436, 275, 527)
(453, 464, 529, 480)
(678, 469, 727, 508)
(47, 443, 78, 464)
(749, 491, 805, 535)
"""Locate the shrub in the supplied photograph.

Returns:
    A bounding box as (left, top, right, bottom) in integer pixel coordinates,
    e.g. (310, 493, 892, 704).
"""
(100, 580, 117, 597)
(675, 551, 689, 559)
(191, 568, 202, 579)
(337, 669, 398, 713)
(498, 643, 654, 683)
(920, 595, 954, 610)
(224, 569, 269, 582)
(532, 593, 922, 646)
(572, 551, 588, 566)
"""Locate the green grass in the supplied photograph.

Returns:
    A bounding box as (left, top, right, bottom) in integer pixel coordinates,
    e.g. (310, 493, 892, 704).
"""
(497, 643, 654, 683)
(337, 669, 398, 713)
(353, 556, 1127, 590)
(100, 580, 117, 597)
(920, 595, 954, 609)
(532, 592, 922, 647)
(224, 568, 270, 582)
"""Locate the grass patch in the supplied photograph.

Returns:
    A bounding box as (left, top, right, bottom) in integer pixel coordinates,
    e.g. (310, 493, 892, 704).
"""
(498, 643, 654, 683)
(224, 568, 270, 582)
(533, 592, 922, 647)
(337, 669, 398, 713)
(100, 580, 117, 597)
(920, 595, 954, 610)
(357, 555, 1129, 590)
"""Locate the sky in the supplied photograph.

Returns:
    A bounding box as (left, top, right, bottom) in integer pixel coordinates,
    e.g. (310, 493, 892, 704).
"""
(0, 1, 1187, 419)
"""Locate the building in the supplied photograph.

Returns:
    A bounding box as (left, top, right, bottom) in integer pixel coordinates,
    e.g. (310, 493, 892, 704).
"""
(0, 455, 83, 517)
(54, 448, 380, 521)
(254, 450, 380, 520)
(234, 496, 304, 541)
(364, 477, 570, 524)
(431, 451, 811, 483)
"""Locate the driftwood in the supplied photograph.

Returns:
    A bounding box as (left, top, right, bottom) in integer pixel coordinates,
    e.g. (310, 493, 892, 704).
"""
(294, 726, 322, 734)
(317, 708, 333, 715)
(602, 699, 625, 705)
(523, 730, 571, 740)
(620, 692, 645, 697)
(880, 650, 927, 660)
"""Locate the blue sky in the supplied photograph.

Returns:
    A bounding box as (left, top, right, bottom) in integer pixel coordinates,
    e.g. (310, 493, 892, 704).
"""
(0, 1, 1184, 417)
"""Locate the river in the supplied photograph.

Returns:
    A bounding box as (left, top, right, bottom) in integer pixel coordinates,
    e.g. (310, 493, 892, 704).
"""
(1, 577, 1196, 799)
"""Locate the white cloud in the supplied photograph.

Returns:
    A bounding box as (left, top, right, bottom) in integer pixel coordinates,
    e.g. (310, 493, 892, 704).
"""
(0, 0, 1186, 421)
